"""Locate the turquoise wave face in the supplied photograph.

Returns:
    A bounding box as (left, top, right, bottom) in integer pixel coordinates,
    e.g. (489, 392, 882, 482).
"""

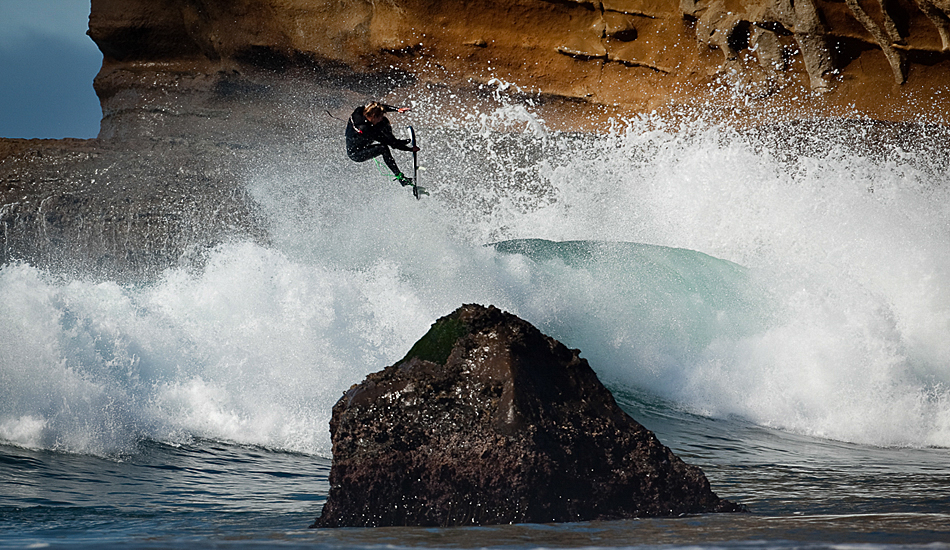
(488, 234, 950, 448)
(489, 238, 766, 386)
(485, 239, 774, 432)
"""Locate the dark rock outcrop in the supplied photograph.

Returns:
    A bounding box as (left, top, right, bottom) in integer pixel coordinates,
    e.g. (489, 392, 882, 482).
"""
(313, 304, 742, 528)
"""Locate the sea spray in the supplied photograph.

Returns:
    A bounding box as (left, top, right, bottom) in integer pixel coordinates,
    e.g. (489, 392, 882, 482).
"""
(0, 245, 429, 456)
(253, 95, 950, 448)
(2, 90, 949, 455)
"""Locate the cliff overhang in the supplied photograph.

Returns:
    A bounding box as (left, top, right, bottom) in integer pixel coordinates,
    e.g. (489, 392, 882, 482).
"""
(87, 0, 950, 125)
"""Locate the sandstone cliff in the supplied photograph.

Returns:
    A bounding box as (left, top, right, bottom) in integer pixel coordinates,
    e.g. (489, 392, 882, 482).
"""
(87, 0, 950, 125)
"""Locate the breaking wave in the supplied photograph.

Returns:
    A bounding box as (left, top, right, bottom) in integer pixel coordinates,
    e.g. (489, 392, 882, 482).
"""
(2, 86, 949, 455)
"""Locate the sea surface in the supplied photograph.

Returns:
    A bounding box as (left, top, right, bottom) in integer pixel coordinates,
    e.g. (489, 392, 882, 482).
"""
(2, 87, 949, 548)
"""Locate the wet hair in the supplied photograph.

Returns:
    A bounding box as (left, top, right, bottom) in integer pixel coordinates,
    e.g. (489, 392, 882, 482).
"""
(364, 102, 384, 119)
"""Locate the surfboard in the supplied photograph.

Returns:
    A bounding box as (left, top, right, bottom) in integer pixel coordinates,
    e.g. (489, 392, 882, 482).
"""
(407, 126, 427, 200)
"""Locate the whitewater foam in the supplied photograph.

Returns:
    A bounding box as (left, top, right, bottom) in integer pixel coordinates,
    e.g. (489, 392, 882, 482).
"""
(2, 91, 949, 454)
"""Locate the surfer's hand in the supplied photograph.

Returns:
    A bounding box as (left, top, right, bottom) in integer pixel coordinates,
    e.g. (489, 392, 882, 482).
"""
(397, 107, 412, 113)
(411, 146, 420, 152)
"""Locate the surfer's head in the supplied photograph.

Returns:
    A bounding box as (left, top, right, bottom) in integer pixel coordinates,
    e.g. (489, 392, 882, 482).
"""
(364, 102, 385, 124)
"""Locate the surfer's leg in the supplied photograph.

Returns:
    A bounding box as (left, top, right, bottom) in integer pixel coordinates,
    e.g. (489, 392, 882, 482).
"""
(348, 144, 389, 163)
(378, 147, 401, 177)
(348, 144, 407, 183)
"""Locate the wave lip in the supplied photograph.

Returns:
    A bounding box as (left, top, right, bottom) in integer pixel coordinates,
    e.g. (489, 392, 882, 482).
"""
(490, 237, 950, 449)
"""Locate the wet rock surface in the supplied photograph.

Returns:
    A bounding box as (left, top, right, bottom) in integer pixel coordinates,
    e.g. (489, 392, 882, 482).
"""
(313, 304, 743, 528)
(0, 138, 267, 280)
(0, 71, 367, 281)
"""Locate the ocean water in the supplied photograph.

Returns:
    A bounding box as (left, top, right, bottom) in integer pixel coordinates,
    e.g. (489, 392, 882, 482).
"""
(2, 87, 950, 548)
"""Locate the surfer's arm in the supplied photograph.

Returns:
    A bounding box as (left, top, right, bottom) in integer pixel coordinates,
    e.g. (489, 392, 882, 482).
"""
(391, 139, 414, 152)
(381, 104, 412, 114)
(375, 119, 414, 151)
(384, 133, 414, 152)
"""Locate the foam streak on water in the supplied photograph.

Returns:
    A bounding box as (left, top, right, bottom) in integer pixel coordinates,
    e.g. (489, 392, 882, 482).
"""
(2, 92, 949, 459)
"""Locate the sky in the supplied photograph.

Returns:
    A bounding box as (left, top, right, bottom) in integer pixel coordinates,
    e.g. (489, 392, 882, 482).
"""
(0, 0, 102, 138)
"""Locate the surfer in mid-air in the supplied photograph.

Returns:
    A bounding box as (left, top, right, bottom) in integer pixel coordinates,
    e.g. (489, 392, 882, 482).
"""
(345, 102, 418, 187)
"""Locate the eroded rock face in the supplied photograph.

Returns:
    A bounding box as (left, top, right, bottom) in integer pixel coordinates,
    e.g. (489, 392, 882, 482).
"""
(87, 0, 950, 124)
(313, 304, 742, 528)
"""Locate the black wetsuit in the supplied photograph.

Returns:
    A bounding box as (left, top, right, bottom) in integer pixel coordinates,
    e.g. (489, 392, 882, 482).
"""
(345, 104, 413, 177)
